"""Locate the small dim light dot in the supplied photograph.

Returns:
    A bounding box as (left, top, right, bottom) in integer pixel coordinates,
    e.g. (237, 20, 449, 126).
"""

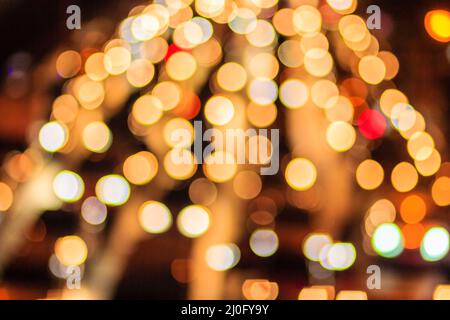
(81, 197, 107, 225)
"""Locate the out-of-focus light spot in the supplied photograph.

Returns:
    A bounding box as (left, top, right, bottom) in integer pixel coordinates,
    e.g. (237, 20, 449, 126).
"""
(166, 51, 197, 81)
(378, 51, 399, 80)
(123, 151, 158, 185)
(407, 131, 435, 161)
(424, 10, 450, 43)
(303, 233, 333, 262)
(217, 62, 247, 92)
(336, 290, 368, 300)
(228, 8, 257, 35)
(126, 59, 155, 88)
(195, 0, 225, 18)
(325, 243, 356, 270)
(339, 14, 368, 43)
(233, 171, 262, 200)
(298, 287, 329, 300)
(372, 223, 404, 258)
(242, 279, 279, 300)
(139, 201, 172, 234)
(82, 121, 112, 153)
(248, 78, 278, 105)
(356, 159, 384, 190)
(400, 195, 426, 224)
(391, 162, 419, 192)
(56, 50, 81, 78)
(400, 111, 426, 140)
(206, 243, 240, 271)
(39, 121, 68, 152)
(421, 227, 449, 262)
(76, 78, 105, 110)
(358, 55, 386, 85)
(81, 197, 107, 225)
(95, 175, 130, 206)
(85, 53, 109, 81)
(152, 81, 181, 111)
(203, 151, 237, 183)
(380, 89, 408, 117)
(0, 182, 14, 211)
(402, 223, 426, 250)
(104, 47, 131, 75)
(390, 103, 416, 132)
(177, 205, 210, 238)
(250, 229, 279, 257)
(357, 109, 386, 140)
(204, 96, 235, 126)
(53, 170, 84, 203)
(249, 53, 279, 79)
(279, 79, 308, 109)
(189, 178, 217, 206)
(433, 285, 450, 300)
(164, 118, 194, 148)
(131, 14, 160, 41)
(432, 176, 450, 206)
(301, 32, 329, 53)
(246, 20, 276, 48)
(304, 49, 333, 77)
(247, 102, 277, 128)
(415, 149, 441, 177)
(311, 79, 338, 109)
(132, 95, 163, 125)
(164, 149, 197, 180)
(278, 40, 304, 68)
(52, 94, 79, 124)
(326, 121, 356, 152)
(293, 5, 322, 34)
(325, 96, 354, 123)
(285, 158, 317, 191)
(272, 8, 296, 37)
(54, 235, 88, 266)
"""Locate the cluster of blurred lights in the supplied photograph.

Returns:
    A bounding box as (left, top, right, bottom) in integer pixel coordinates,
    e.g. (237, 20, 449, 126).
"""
(10, 0, 449, 296)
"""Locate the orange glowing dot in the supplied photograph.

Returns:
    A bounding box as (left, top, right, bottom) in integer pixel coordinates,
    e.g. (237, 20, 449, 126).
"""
(431, 176, 450, 206)
(425, 10, 450, 43)
(400, 195, 426, 224)
(0, 182, 14, 211)
(402, 223, 426, 250)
